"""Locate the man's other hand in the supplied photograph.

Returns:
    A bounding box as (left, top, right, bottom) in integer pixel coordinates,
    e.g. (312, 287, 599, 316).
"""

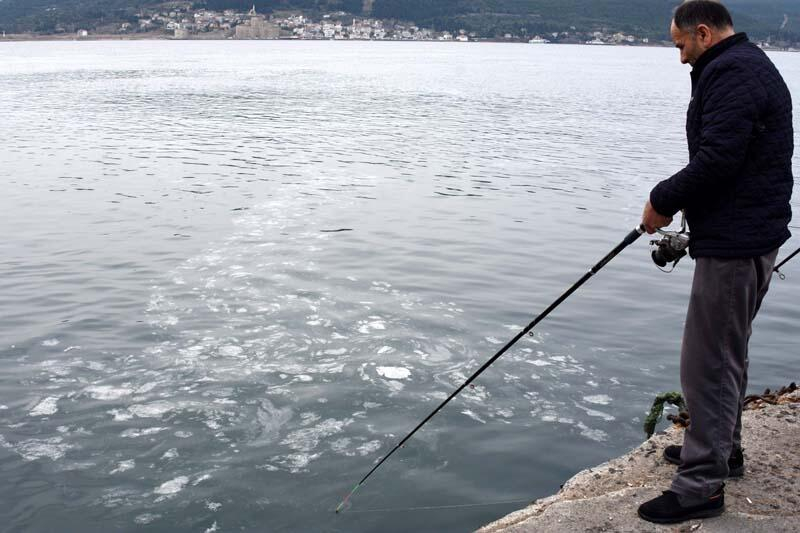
(642, 200, 673, 234)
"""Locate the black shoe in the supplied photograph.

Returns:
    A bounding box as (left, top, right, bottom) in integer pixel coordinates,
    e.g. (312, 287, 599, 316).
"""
(638, 487, 725, 524)
(663, 445, 744, 477)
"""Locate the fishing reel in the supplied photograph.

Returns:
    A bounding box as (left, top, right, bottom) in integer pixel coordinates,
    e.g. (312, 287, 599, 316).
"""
(651, 211, 690, 270)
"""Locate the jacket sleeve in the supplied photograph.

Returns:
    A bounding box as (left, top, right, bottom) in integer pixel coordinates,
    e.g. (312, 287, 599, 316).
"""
(650, 63, 765, 216)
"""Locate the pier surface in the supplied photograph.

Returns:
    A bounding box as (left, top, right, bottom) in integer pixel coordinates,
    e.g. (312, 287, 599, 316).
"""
(480, 388, 800, 532)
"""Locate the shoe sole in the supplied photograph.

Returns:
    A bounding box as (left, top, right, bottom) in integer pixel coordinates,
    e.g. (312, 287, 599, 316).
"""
(638, 504, 725, 524)
(664, 454, 744, 478)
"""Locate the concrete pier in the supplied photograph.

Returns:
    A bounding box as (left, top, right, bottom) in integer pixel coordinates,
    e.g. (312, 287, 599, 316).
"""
(479, 388, 800, 532)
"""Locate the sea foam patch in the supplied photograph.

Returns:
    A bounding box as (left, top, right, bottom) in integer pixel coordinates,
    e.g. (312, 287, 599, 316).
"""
(110, 459, 135, 474)
(375, 366, 410, 380)
(154, 476, 190, 498)
(85, 385, 133, 401)
(2, 436, 73, 461)
(583, 394, 613, 406)
(30, 397, 59, 416)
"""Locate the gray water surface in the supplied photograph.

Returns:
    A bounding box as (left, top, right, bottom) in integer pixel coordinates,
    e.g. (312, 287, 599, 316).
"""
(0, 41, 798, 532)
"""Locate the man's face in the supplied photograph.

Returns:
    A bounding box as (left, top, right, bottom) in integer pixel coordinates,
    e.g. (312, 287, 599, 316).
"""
(670, 21, 706, 66)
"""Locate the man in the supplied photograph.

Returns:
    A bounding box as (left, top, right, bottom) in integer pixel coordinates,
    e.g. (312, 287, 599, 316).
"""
(638, 0, 793, 524)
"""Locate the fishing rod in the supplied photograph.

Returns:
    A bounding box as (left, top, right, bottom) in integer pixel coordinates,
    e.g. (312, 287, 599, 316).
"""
(774, 246, 800, 279)
(335, 224, 646, 514)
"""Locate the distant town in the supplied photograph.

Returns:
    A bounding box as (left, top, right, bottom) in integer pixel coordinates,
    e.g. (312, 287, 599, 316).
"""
(2, 3, 659, 45)
(1, 3, 795, 50)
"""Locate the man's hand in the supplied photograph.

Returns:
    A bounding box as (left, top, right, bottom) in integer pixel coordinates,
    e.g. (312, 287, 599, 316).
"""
(642, 200, 673, 234)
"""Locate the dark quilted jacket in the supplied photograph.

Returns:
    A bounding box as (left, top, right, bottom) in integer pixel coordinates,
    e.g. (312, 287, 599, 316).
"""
(650, 33, 793, 258)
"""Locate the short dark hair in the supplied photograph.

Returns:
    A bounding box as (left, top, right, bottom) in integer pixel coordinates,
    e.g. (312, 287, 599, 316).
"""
(673, 1, 734, 31)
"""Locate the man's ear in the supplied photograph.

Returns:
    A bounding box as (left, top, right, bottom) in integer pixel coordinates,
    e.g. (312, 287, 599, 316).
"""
(695, 24, 713, 45)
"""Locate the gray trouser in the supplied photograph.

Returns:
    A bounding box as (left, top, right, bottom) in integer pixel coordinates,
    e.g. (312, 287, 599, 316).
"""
(670, 249, 779, 504)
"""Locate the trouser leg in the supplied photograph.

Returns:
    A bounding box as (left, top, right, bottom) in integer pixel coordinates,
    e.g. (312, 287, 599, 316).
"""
(670, 250, 778, 503)
(732, 250, 778, 449)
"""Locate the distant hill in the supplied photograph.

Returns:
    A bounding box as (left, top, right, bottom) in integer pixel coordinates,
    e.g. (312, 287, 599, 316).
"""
(1, 0, 799, 40)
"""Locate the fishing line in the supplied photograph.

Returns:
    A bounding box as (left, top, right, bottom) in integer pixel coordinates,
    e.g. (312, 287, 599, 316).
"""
(774, 246, 800, 279)
(344, 498, 533, 514)
(335, 224, 646, 513)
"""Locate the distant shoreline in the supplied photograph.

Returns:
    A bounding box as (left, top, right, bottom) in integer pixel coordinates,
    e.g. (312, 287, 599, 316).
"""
(1, 34, 796, 52)
(0, 33, 670, 46)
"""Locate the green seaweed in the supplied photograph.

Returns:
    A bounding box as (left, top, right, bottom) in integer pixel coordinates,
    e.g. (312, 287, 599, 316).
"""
(644, 391, 686, 438)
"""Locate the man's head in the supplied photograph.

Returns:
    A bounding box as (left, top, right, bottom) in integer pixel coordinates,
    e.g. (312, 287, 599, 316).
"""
(671, 1, 736, 65)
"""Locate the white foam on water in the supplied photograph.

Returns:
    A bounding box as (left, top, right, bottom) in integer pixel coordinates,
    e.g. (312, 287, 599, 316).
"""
(363, 402, 381, 409)
(134, 382, 159, 395)
(110, 460, 135, 474)
(279, 452, 321, 473)
(108, 409, 134, 421)
(85, 385, 133, 401)
(324, 348, 347, 356)
(128, 401, 175, 418)
(280, 418, 350, 452)
(30, 396, 59, 416)
(583, 408, 615, 421)
(485, 337, 502, 345)
(206, 502, 222, 512)
(381, 379, 405, 392)
(461, 409, 486, 424)
(154, 475, 190, 496)
(583, 394, 613, 406)
(134, 514, 161, 525)
(586, 380, 599, 387)
(375, 366, 410, 380)
(357, 440, 382, 456)
(377, 346, 394, 355)
(6, 437, 72, 461)
(175, 431, 193, 438)
(299, 413, 321, 426)
(42, 339, 60, 347)
(330, 438, 352, 455)
(577, 422, 609, 442)
(530, 359, 551, 367)
(121, 427, 167, 438)
(219, 345, 243, 357)
(358, 320, 386, 333)
(193, 474, 212, 485)
(56, 460, 95, 471)
(161, 448, 179, 460)
(205, 522, 219, 533)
